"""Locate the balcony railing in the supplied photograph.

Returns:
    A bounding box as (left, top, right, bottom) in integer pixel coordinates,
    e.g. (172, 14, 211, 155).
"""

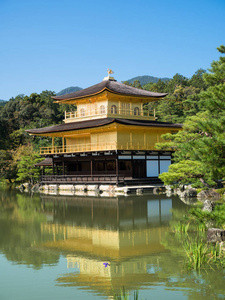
(40, 141, 155, 155)
(64, 108, 156, 122)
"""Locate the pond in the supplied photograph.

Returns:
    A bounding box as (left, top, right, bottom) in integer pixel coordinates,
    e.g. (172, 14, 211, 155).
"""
(0, 189, 224, 300)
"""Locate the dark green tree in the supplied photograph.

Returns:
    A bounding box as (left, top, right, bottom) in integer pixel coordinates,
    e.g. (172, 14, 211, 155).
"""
(157, 46, 225, 187)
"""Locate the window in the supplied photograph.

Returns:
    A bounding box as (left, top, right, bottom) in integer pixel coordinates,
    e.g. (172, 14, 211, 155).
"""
(80, 108, 85, 117)
(111, 105, 117, 114)
(134, 107, 140, 116)
(100, 105, 105, 114)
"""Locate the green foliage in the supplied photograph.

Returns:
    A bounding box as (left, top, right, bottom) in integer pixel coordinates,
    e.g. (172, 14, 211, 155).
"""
(16, 145, 43, 184)
(169, 203, 225, 270)
(156, 46, 225, 187)
(56, 86, 82, 96)
(159, 160, 204, 185)
(125, 75, 170, 86)
(182, 239, 225, 270)
(0, 150, 17, 183)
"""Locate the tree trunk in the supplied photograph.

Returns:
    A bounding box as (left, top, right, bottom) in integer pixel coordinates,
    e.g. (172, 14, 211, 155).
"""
(200, 178, 212, 188)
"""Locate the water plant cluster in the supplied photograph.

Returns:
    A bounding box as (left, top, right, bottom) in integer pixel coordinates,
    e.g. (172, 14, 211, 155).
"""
(171, 203, 225, 270)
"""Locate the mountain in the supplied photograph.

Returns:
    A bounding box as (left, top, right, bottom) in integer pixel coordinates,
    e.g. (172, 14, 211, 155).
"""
(0, 99, 7, 106)
(126, 75, 171, 86)
(56, 86, 83, 96)
(56, 75, 171, 96)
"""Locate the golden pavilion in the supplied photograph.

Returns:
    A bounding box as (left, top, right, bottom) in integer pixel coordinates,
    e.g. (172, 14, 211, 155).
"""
(27, 72, 182, 185)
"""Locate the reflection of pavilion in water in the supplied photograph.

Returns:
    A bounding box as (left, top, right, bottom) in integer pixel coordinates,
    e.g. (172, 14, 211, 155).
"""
(41, 194, 186, 296)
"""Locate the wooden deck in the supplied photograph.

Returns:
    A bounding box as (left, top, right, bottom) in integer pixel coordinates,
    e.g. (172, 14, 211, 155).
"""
(41, 175, 162, 186)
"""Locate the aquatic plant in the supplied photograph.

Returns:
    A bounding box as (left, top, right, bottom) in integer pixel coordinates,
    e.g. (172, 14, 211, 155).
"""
(183, 239, 209, 270)
(112, 287, 141, 300)
(183, 238, 225, 270)
(172, 221, 190, 234)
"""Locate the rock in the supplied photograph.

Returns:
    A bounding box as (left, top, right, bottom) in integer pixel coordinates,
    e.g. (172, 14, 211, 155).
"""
(183, 188, 197, 198)
(31, 183, 40, 193)
(165, 185, 173, 192)
(153, 187, 166, 194)
(197, 189, 220, 200)
(202, 200, 216, 212)
(136, 188, 143, 195)
(219, 242, 225, 251)
(22, 182, 32, 191)
(19, 184, 25, 192)
(207, 228, 225, 243)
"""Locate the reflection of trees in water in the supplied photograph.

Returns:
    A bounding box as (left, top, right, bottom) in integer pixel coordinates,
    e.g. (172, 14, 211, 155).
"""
(0, 189, 224, 299)
(0, 190, 59, 269)
(153, 252, 225, 300)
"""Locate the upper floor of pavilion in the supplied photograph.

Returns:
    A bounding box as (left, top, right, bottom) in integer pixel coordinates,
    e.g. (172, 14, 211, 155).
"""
(52, 72, 168, 123)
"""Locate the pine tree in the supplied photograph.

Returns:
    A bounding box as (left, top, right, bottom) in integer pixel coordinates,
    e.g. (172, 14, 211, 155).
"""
(157, 46, 225, 187)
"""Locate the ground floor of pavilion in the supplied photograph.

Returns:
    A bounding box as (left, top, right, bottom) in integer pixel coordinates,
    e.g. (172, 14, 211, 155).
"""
(39, 150, 172, 186)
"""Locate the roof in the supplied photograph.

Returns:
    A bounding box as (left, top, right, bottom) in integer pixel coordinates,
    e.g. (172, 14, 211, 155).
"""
(26, 118, 182, 135)
(52, 79, 168, 101)
(35, 157, 53, 166)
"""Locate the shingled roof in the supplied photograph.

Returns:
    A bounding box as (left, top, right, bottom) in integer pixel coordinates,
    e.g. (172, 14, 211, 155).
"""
(26, 118, 182, 135)
(52, 79, 168, 102)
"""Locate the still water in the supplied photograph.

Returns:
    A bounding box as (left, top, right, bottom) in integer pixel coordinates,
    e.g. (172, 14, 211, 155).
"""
(0, 189, 224, 300)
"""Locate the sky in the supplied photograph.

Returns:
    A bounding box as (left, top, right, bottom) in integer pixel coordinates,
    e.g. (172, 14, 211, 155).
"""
(0, 0, 224, 100)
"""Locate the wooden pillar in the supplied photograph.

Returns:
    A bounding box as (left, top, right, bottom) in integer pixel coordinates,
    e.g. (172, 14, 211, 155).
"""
(52, 157, 55, 175)
(62, 161, 65, 175)
(52, 137, 54, 153)
(62, 136, 65, 153)
(116, 155, 119, 184)
(90, 158, 93, 178)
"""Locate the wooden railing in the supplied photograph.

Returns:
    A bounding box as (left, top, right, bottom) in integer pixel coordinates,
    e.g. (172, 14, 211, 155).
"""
(40, 142, 117, 155)
(41, 174, 127, 183)
(64, 108, 156, 122)
(40, 141, 155, 155)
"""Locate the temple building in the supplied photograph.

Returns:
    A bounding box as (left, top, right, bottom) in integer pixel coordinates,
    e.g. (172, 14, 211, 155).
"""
(27, 72, 182, 185)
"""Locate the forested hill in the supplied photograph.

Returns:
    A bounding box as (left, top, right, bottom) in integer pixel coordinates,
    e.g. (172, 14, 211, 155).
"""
(0, 99, 7, 106)
(126, 75, 171, 86)
(56, 76, 170, 96)
(56, 86, 82, 96)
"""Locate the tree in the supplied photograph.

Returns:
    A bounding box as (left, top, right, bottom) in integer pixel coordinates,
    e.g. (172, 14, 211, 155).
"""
(0, 150, 17, 183)
(16, 145, 42, 184)
(157, 46, 225, 187)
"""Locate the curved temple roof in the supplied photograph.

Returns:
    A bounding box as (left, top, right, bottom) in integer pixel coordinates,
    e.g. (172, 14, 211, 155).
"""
(52, 79, 168, 102)
(26, 118, 182, 135)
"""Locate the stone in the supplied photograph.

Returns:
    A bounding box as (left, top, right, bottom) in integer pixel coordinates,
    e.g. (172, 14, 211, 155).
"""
(19, 184, 25, 192)
(197, 189, 220, 200)
(59, 184, 74, 191)
(153, 187, 166, 194)
(31, 183, 40, 193)
(183, 188, 197, 198)
(136, 188, 143, 195)
(86, 184, 99, 191)
(202, 200, 216, 212)
(74, 184, 87, 191)
(207, 228, 225, 243)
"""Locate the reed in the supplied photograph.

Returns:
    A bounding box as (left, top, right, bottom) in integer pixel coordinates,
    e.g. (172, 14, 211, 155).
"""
(112, 288, 140, 300)
(183, 239, 225, 270)
(183, 239, 209, 270)
(172, 221, 190, 234)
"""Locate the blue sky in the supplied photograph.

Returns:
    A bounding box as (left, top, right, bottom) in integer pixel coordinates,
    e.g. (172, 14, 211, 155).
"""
(0, 0, 224, 100)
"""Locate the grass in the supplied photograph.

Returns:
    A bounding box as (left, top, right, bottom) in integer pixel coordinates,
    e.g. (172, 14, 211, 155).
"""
(112, 288, 142, 300)
(170, 202, 225, 270)
(183, 239, 225, 270)
(183, 239, 209, 270)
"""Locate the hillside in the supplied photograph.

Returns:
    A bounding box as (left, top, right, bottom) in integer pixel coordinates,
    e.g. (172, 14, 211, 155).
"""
(126, 75, 170, 86)
(56, 86, 82, 96)
(0, 99, 7, 106)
